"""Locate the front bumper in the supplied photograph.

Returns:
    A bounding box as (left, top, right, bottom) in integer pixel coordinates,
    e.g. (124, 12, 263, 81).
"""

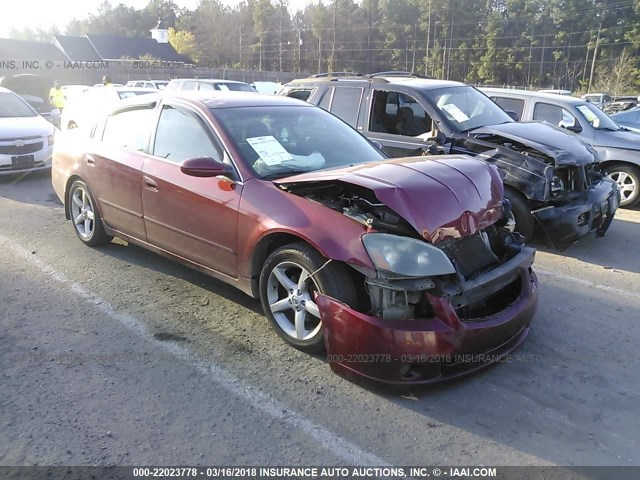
(0, 148, 53, 176)
(318, 254, 538, 385)
(533, 178, 620, 249)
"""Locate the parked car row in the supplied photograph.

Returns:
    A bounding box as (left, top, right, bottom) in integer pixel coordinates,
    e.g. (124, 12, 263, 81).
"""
(484, 88, 640, 208)
(278, 73, 621, 248)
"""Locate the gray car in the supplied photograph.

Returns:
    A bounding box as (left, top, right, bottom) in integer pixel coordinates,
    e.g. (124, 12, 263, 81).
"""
(483, 88, 640, 207)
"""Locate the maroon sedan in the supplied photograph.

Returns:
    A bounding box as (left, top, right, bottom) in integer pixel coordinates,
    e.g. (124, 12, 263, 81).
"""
(52, 92, 538, 385)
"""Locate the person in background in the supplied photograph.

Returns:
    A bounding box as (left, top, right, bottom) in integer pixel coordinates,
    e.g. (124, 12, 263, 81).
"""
(103, 75, 113, 87)
(49, 81, 65, 111)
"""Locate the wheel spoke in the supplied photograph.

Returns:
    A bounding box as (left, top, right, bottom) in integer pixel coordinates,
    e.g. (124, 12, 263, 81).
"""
(270, 298, 291, 313)
(86, 210, 95, 221)
(84, 219, 91, 235)
(273, 267, 296, 291)
(294, 309, 306, 339)
(74, 213, 84, 225)
(82, 190, 88, 208)
(72, 194, 83, 208)
(305, 300, 320, 319)
(297, 269, 310, 290)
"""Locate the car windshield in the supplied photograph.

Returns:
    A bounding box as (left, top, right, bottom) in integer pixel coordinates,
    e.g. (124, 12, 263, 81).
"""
(154, 82, 168, 89)
(0, 92, 37, 118)
(213, 105, 387, 179)
(117, 90, 155, 100)
(424, 85, 514, 133)
(575, 103, 620, 130)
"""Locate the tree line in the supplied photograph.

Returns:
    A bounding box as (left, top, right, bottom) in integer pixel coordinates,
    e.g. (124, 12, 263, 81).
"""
(8, 0, 640, 94)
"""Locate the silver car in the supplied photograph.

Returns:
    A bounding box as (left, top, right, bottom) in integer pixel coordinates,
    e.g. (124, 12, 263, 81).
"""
(0, 87, 55, 175)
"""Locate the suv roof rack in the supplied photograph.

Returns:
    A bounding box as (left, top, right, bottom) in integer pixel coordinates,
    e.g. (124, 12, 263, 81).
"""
(364, 71, 426, 78)
(311, 72, 363, 78)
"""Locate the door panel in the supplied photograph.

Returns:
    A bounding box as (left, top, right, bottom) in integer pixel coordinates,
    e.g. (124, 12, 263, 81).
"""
(83, 108, 152, 240)
(142, 103, 241, 277)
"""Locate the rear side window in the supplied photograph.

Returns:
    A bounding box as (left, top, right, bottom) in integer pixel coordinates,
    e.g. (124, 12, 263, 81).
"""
(492, 97, 525, 120)
(102, 108, 153, 151)
(152, 104, 222, 163)
(318, 88, 333, 110)
(329, 87, 363, 127)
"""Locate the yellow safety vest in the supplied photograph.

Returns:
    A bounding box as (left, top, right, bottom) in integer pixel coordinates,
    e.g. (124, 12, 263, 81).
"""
(49, 87, 65, 108)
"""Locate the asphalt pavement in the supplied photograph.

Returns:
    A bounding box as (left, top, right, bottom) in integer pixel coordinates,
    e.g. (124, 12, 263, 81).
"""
(1, 171, 638, 467)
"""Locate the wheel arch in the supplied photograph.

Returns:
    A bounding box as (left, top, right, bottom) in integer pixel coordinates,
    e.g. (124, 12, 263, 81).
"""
(64, 175, 84, 220)
(249, 231, 319, 298)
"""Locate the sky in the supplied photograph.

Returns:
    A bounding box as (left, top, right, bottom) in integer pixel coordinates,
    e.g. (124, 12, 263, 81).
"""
(0, 0, 313, 38)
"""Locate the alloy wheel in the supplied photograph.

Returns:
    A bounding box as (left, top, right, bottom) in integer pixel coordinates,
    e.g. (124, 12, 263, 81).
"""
(266, 261, 322, 341)
(609, 170, 637, 203)
(70, 186, 95, 239)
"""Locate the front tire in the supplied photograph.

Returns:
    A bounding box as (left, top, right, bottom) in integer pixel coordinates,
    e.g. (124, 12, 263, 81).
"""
(68, 180, 112, 246)
(504, 190, 535, 239)
(259, 243, 357, 353)
(607, 164, 640, 207)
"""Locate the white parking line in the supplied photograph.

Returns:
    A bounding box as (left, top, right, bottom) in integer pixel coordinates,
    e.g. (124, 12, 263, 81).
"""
(536, 268, 640, 301)
(1, 236, 390, 468)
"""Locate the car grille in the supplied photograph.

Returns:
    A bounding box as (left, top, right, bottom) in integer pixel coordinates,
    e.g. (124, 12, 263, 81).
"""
(0, 142, 44, 155)
(438, 232, 500, 280)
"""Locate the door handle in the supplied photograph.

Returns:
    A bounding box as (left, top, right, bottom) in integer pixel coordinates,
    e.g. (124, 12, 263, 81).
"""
(83, 154, 96, 166)
(143, 175, 158, 191)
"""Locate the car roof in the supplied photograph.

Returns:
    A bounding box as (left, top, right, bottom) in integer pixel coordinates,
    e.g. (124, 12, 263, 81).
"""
(286, 75, 465, 90)
(0, 86, 16, 94)
(481, 87, 585, 105)
(169, 78, 249, 85)
(112, 91, 312, 111)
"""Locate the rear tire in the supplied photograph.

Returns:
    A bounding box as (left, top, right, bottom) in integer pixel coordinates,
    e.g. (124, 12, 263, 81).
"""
(68, 180, 112, 246)
(504, 190, 535, 239)
(259, 243, 358, 353)
(607, 164, 640, 207)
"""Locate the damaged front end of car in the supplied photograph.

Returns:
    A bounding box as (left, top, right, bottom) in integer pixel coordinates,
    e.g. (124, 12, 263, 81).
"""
(277, 157, 538, 384)
(456, 122, 620, 248)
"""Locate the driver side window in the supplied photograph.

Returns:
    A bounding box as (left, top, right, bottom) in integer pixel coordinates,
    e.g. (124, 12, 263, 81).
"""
(533, 102, 577, 128)
(369, 90, 432, 137)
(153, 105, 222, 163)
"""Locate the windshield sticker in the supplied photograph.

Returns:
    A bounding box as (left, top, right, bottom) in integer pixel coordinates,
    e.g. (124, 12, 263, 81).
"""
(247, 136, 294, 166)
(442, 103, 470, 122)
(577, 105, 599, 125)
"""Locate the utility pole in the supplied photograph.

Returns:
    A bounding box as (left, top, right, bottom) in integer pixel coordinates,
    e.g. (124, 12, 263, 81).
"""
(424, 2, 431, 76)
(527, 26, 534, 87)
(538, 33, 546, 87)
(411, 23, 417, 72)
(588, 21, 602, 93)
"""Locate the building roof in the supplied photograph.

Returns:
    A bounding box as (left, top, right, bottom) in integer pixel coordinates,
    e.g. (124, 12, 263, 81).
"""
(0, 38, 67, 61)
(53, 35, 102, 62)
(86, 34, 190, 62)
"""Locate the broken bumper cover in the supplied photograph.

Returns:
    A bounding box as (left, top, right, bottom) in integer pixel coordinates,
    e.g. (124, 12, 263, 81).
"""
(533, 178, 620, 249)
(318, 249, 538, 385)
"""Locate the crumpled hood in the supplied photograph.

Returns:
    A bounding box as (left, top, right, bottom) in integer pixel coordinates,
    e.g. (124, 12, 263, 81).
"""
(472, 121, 597, 165)
(593, 128, 640, 150)
(276, 155, 504, 242)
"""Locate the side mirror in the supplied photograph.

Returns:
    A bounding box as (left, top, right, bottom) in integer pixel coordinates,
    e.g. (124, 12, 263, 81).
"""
(180, 157, 232, 178)
(371, 140, 384, 150)
(505, 110, 519, 121)
(564, 124, 583, 133)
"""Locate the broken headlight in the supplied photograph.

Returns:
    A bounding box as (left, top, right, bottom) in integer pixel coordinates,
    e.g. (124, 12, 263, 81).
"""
(362, 233, 456, 277)
(550, 174, 566, 197)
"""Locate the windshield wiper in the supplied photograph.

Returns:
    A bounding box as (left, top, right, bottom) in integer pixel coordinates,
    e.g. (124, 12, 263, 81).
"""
(261, 169, 313, 180)
(460, 126, 481, 134)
